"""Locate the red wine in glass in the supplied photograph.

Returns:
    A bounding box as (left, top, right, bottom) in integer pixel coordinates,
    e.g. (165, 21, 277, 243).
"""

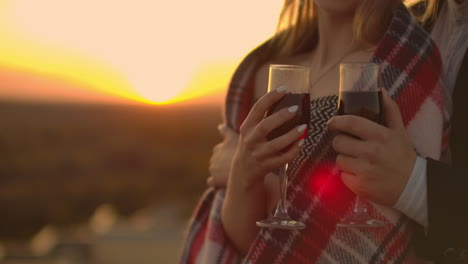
(338, 91, 383, 124)
(336, 62, 385, 228)
(256, 64, 309, 230)
(266, 93, 311, 141)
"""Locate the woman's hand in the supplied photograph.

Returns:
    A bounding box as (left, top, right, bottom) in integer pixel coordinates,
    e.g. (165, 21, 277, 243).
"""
(207, 124, 239, 188)
(221, 86, 306, 254)
(327, 89, 417, 207)
(230, 86, 306, 190)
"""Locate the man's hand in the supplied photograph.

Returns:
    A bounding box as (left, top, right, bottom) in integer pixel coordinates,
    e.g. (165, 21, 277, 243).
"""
(327, 90, 417, 206)
(207, 124, 238, 187)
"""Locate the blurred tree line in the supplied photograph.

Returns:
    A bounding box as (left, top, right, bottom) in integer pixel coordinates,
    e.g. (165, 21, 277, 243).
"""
(0, 101, 223, 241)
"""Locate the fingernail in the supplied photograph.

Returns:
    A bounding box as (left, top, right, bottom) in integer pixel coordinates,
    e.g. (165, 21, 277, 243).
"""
(276, 86, 288, 93)
(288, 105, 299, 113)
(297, 124, 307, 133)
(298, 139, 305, 147)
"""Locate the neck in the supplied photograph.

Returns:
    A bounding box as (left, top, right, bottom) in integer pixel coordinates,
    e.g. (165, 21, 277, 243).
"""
(314, 10, 359, 67)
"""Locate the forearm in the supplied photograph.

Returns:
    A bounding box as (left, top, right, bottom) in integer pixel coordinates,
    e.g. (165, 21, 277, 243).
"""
(218, 85, 304, 254)
(221, 174, 267, 254)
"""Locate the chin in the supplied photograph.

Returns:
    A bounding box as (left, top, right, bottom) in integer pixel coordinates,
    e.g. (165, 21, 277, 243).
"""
(313, 0, 360, 16)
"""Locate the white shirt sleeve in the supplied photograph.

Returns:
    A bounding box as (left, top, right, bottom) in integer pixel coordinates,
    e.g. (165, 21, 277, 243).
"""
(393, 156, 428, 228)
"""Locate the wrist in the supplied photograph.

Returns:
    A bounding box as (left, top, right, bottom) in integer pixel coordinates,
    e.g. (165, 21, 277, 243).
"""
(228, 171, 265, 197)
(228, 162, 265, 192)
(224, 168, 267, 219)
(222, 173, 267, 254)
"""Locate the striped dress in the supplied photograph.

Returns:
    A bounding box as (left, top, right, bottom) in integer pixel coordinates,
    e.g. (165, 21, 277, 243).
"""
(180, 5, 445, 264)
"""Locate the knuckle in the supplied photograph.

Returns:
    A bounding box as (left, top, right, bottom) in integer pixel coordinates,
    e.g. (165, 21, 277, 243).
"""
(253, 96, 266, 110)
(249, 104, 265, 118)
(363, 144, 379, 160)
(336, 155, 345, 168)
(332, 135, 341, 150)
(368, 144, 378, 157)
(269, 141, 283, 153)
(256, 121, 270, 135)
(243, 135, 255, 149)
(362, 161, 375, 177)
(251, 151, 262, 162)
(380, 131, 391, 142)
(373, 144, 382, 156)
(369, 144, 381, 162)
(239, 123, 249, 136)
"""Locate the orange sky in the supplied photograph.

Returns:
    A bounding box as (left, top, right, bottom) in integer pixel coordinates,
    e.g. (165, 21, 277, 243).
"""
(0, 0, 283, 105)
(0, 67, 130, 104)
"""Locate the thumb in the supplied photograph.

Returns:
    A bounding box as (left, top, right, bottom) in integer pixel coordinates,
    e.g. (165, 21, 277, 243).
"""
(218, 123, 228, 137)
(207, 176, 214, 186)
(218, 123, 239, 139)
(382, 89, 405, 130)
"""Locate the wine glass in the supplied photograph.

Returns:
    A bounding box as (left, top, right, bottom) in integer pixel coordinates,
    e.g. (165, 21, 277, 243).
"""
(336, 62, 385, 228)
(256, 64, 310, 230)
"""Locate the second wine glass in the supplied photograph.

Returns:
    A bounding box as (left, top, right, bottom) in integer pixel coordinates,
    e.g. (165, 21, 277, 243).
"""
(256, 64, 310, 230)
(336, 62, 385, 228)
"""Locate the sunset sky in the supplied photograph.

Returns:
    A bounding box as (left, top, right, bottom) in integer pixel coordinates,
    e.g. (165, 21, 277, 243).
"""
(0, 0, 283, 105)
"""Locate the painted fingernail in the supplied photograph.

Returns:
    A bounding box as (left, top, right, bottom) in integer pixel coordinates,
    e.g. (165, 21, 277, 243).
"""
(276, 86, 288, 93)
(297, 124, 307, 133)
(288, 105, 299, 113)
(298, 139, 305, 147)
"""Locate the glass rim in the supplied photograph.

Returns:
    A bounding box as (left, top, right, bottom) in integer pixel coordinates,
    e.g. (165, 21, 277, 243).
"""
(339, 62, 379, 69)
(269, 64, 310, 70)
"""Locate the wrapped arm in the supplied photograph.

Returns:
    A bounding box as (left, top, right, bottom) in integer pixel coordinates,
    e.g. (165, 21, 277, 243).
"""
(179, 188, 243, 264)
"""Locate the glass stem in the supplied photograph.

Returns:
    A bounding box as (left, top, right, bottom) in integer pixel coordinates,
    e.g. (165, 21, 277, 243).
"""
(274, 164, 289, 217)
(353, 196, 368, 214)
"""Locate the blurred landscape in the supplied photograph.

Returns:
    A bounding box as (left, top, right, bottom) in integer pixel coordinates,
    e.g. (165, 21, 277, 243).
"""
(0, 1, 281, 262)
(0, 101, 223, 263)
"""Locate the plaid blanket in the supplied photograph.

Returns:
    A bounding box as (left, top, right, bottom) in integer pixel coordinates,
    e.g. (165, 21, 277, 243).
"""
(180, 5, 444, 264)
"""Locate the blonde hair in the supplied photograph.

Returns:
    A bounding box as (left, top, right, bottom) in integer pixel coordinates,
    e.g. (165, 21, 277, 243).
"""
(405, 0, 439, 24)
(271, 0, 401, 57)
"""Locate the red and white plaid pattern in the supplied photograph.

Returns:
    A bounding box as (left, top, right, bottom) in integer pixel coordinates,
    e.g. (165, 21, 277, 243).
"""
(180, 6, 445, 264)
